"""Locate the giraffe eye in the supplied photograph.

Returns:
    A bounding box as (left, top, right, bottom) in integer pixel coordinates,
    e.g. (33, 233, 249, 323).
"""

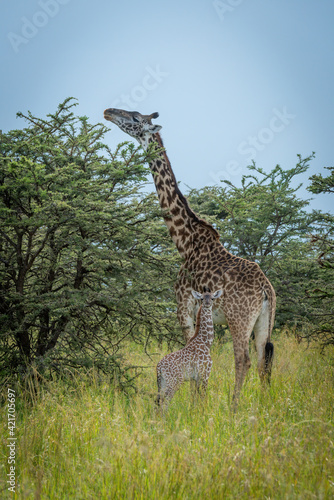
(133, 116, 140, 123)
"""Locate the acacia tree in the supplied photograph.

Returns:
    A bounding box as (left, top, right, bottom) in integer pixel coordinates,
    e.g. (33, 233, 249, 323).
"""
(304, 167, 334, 346)
(0, 99, 179, 382)
(187, 156, 321, 326)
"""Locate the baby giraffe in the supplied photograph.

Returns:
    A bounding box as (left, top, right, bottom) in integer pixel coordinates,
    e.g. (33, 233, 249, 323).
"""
(156, 288, 222, 411)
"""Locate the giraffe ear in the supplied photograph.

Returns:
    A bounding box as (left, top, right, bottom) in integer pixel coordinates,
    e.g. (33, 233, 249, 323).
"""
(147, 124, 162, 133)
(192, 290, 202, 300)
(212, 290, 223, 299)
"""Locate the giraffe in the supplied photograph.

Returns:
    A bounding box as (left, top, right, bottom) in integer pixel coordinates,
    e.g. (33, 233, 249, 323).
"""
(104, 108, 276, 407)
(156, 287, 222, 411)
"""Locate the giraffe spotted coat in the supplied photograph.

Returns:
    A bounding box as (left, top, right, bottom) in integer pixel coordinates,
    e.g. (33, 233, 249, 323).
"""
(156, 289, 222, 410)
(104, 108, 275, 408)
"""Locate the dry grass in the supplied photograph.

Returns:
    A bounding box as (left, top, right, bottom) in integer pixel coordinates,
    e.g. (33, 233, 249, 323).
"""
(1, 334, 334, 499)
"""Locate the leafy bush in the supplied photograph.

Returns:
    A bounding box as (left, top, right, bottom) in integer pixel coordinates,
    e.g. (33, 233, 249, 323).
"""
(187, 157, 332, 330)
(0, 98, 179, 382)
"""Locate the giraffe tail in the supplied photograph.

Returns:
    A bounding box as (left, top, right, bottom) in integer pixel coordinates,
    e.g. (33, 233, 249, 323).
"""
(264, 341, 274, 374)
(155, 364, 162, 406)
(263, 281, 276, 381)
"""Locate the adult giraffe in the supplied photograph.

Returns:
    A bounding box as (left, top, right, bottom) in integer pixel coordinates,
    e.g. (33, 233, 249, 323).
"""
(104, 108, 275, 405)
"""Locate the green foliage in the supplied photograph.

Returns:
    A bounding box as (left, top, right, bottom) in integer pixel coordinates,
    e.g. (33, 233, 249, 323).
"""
(1, 336, 333, 498)
(188, 156, 316, 271)
(1, 97, 332, 380)
(308, 166, 334, 194)
(305, 167, 334, 345)
(187, 156, 331, 329)
(0, 98, 179, 381)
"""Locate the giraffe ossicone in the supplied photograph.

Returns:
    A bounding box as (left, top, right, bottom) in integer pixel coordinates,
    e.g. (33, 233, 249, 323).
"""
(156, 288, 222, 411)
(104, 108, 162, 150)
(104, 107, 276, 407)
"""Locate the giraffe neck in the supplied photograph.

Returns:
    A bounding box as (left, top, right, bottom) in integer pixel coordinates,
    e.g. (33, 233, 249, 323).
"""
(192, 305, 215, 346)
(147, 133, 219, 258)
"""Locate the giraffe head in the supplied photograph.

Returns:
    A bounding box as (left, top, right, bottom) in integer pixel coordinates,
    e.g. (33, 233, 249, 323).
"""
(192, 288, 223, 309)
(104, 108, 162, 149)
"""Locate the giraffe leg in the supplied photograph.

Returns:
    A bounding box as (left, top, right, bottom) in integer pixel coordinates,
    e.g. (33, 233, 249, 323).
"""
(174, 273, 196, 341)
(159, 382, 182, 413)
(155, 365, 164, 407)
(196, 376, 208, 399)
(191, 376, 205, 401)
(176, 297, 196, 342)
(193, 359, 212, 401)
(156, 364, 183, 413)
(191, 378, 204, 402)
(190, 378, 205, 404)
(231, 342, 251, 410)
(190, 379, 199, 404)
(254, 300, 274, 383)
(193, 380, 206, 402)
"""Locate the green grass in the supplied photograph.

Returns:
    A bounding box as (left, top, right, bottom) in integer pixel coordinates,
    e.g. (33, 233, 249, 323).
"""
(1, 335, 334, 499)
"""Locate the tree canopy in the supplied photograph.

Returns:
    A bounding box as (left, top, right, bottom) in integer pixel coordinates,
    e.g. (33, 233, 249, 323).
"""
(187, 157, 332, 330)
(305, 167, 334, 346)
(0, 98, 179, 383)
(1, 98, 333, 384)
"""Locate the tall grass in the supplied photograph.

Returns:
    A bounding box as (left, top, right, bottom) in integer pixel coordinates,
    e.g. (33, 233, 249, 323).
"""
(1, 335, 334, 499)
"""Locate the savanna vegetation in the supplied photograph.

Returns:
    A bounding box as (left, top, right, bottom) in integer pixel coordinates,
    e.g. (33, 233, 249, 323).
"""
(0, 99, 180, 384)
(1, 99, 333, 498)
(0, 336, 333, 498)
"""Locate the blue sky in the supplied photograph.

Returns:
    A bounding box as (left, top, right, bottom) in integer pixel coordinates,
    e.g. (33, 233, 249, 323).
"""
(1, 0, 333, 212)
